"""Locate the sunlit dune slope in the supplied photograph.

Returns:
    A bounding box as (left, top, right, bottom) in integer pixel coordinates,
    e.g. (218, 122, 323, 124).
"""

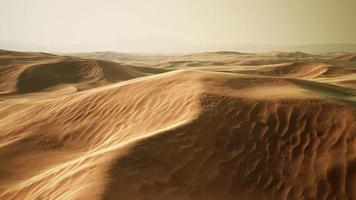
(0, 69, 202, 200)
(0, 68, 355, 200)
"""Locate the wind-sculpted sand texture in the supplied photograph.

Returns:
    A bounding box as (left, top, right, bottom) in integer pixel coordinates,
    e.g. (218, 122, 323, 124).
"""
(0, 50, 356, 200)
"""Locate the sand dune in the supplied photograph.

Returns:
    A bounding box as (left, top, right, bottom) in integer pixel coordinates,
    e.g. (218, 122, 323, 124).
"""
(233, 62, 328, 79)
(331, 53, 356, 62)
(0, 50, 356, 200)
(0, 50, 146, 95)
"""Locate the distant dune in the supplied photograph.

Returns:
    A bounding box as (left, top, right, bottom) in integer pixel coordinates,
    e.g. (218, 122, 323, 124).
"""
(0, 50, 148, 95)
(0, 50, 355, 200)
(189, 44, 356, 54)
(2, 42, 356, 54)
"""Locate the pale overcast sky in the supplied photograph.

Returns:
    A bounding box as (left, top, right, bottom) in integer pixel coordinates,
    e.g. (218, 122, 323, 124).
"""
(1, 0, 356, 52)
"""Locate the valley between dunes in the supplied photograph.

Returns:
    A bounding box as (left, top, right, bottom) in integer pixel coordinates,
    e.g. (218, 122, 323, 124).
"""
(0, 49, 355, 200)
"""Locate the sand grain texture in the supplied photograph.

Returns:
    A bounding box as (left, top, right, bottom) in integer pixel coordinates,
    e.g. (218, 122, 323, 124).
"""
(0, 50, 356, 200)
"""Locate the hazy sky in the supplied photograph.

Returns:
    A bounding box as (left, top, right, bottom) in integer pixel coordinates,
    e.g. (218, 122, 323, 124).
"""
(1, 0, 356, 52)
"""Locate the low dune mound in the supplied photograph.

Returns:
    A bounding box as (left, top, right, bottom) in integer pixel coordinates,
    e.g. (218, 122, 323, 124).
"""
(233, 52, 318, 66)
(235, 62, 329, 79)
(159, 60, 226, 68)
(167, 51, 309, 67)
(328, 53, 356, 68)
(67, 51, 174, 68)
(232, 61, 356, 80)
(0, 51, 146, 94)
(0, 70, 355, 200)
(316, 74, 356, 88)
(331, 53, 356, 62)
(320, 65, 356, 78)
(267, 51, 315, 59)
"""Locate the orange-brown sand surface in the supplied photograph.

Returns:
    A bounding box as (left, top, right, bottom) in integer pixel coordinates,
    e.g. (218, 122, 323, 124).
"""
(0, 49, 356, 200)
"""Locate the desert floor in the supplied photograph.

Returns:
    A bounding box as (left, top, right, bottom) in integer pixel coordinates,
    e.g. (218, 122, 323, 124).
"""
(0, 49, 355, 200)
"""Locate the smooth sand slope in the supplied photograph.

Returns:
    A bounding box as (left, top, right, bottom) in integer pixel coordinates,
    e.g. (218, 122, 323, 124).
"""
(0, 50, 356, 200)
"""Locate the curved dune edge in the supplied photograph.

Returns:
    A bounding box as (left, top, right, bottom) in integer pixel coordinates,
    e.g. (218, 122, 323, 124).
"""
(0, 70, 355, 200)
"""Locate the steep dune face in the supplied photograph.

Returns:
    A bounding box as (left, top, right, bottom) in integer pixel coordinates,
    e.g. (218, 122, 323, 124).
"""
(1, 50, 356, 200)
